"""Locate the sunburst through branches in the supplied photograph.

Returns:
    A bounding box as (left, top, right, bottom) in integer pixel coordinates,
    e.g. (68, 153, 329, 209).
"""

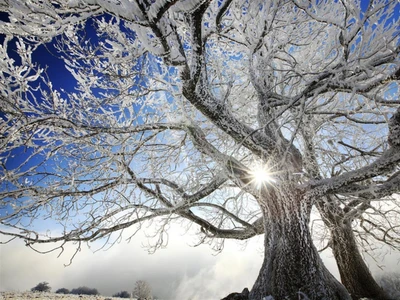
(250, 164, 277, 189)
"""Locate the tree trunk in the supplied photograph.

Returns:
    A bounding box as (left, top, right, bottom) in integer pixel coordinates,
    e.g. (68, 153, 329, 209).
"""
(330, 222, 389, 300)
(249, 186, 350, 300)
(316, 198, 389, 300)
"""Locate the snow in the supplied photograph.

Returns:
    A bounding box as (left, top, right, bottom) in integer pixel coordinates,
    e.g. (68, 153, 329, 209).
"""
(0, 291, 375, 300)
(0, 292, 136, 300)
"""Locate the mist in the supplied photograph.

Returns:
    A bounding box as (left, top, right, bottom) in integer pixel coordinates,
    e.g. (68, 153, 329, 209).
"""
(1, 226, 263, 299)
(1, 225, 398, 299)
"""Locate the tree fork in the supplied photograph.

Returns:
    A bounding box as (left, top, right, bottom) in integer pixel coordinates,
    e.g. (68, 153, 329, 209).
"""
(249, 185, 350, 300)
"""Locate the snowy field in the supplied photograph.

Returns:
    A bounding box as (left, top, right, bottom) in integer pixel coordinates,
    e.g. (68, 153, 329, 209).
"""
(0, 292, 132, 300)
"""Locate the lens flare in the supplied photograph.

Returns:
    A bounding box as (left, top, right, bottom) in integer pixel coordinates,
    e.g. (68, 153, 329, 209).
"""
(250, 166, 276, 188)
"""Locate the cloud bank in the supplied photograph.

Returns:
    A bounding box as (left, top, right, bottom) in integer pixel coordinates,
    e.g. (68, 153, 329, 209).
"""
(1, 226, 263, 299)
(1, 225, 398, 299)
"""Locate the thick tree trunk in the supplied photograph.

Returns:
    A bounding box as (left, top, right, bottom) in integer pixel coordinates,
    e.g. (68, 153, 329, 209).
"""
(330, 222, 389, 300)
(249, 186, 350, 300)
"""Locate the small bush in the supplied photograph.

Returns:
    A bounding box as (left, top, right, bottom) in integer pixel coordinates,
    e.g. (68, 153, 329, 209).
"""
(113, 290, 130, 298)
(70, 286, 99, 295)
(31, 282, 51, 293)
(55, 288, 70, 294)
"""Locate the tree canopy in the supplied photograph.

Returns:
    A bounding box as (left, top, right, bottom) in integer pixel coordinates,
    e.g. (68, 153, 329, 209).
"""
(0, 0, 399, 299)
(31, 282, 51, 293)
(133, 280, 153, 300)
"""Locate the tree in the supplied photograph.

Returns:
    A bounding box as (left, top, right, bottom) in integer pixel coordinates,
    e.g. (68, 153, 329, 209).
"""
(31, 282, 51, 293)
(0, 1, 399, 299)
(314, 195, 392, 299)
(70, 286, 99, 295)
(55, 288, 70, 294)
(133, 280, 152, 300)
(113, 291, 131, 298)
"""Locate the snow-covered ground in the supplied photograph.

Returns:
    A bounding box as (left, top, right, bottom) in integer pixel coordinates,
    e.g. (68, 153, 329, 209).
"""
(0, 292, 132, 300)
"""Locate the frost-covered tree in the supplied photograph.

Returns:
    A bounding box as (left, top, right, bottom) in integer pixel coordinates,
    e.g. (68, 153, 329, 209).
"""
(133, 280, 152, 300)
(0, 1, 399, 299)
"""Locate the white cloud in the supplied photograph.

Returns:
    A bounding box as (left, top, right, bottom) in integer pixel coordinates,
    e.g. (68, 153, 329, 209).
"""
(174, 245, 262, 300)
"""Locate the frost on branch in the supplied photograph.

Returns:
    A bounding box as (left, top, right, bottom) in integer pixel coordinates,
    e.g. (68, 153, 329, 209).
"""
(388, 108, 400, 147)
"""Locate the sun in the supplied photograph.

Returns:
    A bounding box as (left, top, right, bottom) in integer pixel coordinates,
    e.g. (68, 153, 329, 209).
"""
(250, 166, 276, 188)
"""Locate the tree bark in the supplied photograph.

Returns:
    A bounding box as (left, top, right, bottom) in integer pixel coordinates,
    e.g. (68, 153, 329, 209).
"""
(330, 221, 389, 300)
(249, 186, 351, 300)
(316, 197, 390, 300)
